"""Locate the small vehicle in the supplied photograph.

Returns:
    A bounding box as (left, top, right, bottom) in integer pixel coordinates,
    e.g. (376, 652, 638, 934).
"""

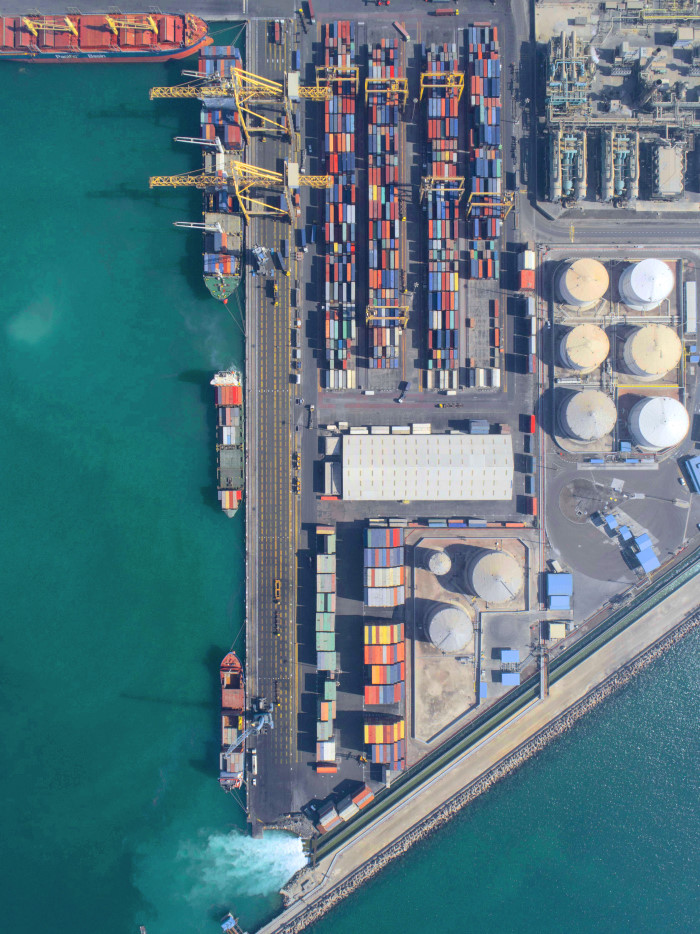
(395, 397, 404, 404)
(679, 476, 688, 488)
(274, 579, 281, 603)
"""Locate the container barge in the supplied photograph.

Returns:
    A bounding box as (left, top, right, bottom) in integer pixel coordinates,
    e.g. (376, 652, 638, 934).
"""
(219, 652, 246, 790)
(323, 21, 357, 390)
(212, 370, 244, 517)
(467, 24, 502, 279)
(424, 43, 461, 390)
(367, 39, 404, 370)
(199, 46, 245, 302)
(0, 13, 210, 62)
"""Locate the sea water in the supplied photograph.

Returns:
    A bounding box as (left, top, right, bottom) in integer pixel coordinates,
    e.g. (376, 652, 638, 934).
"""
(0, 26, 697, 934)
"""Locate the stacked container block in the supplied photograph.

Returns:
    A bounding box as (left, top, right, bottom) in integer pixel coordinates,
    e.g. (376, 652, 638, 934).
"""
(363, 622, 405, 705)
(316, 783, 374, 832)
(323, 21, 357, 389)
(316, 528, 338, 772)
(364, 715, 406, 771)
(198, 47, 244, 152)
(363, 527, 405, 607)
(467, 25, 501, 278)
(367, 39, 403, 369)
(424, 43, 460, 389)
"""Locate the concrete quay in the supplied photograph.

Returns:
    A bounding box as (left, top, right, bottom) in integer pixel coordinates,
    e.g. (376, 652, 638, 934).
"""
(255, 569, 700, 934)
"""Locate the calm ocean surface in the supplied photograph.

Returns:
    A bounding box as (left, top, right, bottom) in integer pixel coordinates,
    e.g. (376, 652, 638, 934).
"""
(0, 29, 698, 934)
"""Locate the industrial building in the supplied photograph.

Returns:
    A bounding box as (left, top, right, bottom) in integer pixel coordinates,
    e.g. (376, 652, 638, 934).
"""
(341, 433, 514, 501)
(619, 259, 674, 312)
(629, 396, 690, 450)
(559, 323, 610, 372)
(560, 390, 617, 443)
(466, 548, 524, 604)
(556, 259, 609, 308)
(622, 324, 682, 380)
(601, 130, 639, 203)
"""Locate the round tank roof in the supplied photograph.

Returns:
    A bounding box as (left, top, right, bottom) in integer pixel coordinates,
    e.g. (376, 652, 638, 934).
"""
(427, 604, 472, 653)
(562, 390, 617, 442)
(557, 258, 609, 307)
(619, 259, 674, 311)
(560, 324, 610, 372)
(427, 550, 452, 576)
(467, 550, 524, 604)
(622, 324, 682, 380)
(629, 396, 689, 450)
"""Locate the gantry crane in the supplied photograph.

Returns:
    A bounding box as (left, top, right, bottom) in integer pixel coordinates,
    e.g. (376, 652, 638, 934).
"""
(419, 69, 464, 101)
(365, 75, 409, 107)
(149, 158, 330, 224)
(22, 15, 78, 36)
(419, 175, 465, 201)
(223, 711, 274, 758)
(105, 14, 159, 34)
(466, 190, 515, 221)
(366, 306, 409, 328)
(150, 67, 330, 144)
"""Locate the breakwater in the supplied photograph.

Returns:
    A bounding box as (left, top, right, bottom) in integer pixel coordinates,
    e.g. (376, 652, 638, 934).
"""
(273, 611, 700, 933)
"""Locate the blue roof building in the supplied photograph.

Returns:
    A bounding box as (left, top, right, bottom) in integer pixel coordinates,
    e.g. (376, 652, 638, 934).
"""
(546, 573, 573, 596)
(619, 526, 633, 542)
(686, 455, 700, 494)
(479, 682, 488, 699)
(501, 649, 519, 664)
(634, 533, 652, 551)
(548, 594, 571, 610)
(604, 514, 618, 530)
(637, 548, 660, 573)
(502, 672, 521, 686)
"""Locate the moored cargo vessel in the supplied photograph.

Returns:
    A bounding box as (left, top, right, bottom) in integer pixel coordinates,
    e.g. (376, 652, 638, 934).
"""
(212, 370, 244, 517)
(219, 652, 246, 790)
(0, 13, 210, 62)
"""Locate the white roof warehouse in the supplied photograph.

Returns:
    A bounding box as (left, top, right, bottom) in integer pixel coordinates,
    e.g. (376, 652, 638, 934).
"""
(342, 434, 514, 501)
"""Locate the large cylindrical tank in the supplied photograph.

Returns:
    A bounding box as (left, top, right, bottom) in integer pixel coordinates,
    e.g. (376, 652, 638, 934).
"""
(622, 324, 682, 380)
(556, 258, 609, 308)
(619, 259, 674, 311)
(561, 390, 617, 442)
(559, 323, 610, 372)
(629, 396, 689, 450)
(466, 550, 524, 604)
(426, 604, 472, 653)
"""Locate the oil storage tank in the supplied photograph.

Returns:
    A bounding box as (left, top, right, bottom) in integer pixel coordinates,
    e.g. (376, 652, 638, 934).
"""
(560, 389, 617, 442)
(619, 259, 674, 311)
(556, 258, 609, 308)
(425, 549, 452, 576)
(559, 323, 609, 372)
(622, 324, 682, 380)
(427, 603, 472, 653)
(466, 549, 524, 604)
(629, 396, 689, 450)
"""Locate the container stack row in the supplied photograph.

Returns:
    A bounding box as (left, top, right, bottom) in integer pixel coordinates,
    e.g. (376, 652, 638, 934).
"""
(316, 527, 338, 674)
(316, 783, 375, 833)
(364, 715, 406, 772)
(467, 25, 501, 279)
(367, 39, 403, 369)
(424, 43, 461, 390)
(363, 527, 405, 607)
(315, 677, 338, 774)
(364, 622, 405, 705)
(323, 21, 357, 389)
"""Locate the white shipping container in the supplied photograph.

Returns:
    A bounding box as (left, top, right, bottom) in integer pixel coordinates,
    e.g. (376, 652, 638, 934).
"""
(391, 425, 410, 434)
(490, 367, 501, 388)
(371, 425, 390, 434)
(411, 423, 432, 434)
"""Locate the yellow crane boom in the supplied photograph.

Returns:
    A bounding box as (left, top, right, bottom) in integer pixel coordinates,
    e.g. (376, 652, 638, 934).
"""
(23, 16, 79, 37)
(105, 15, 159, 35)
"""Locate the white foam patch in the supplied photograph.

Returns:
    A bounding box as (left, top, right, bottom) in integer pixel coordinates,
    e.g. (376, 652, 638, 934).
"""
(178, 830, 307, 902)
(6, 298, 56, 343)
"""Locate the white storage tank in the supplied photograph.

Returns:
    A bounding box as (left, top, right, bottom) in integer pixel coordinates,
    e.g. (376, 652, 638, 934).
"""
(619, 259, 674, 311)
(556, 258, 609, 308)
(561, 390, 617, 442)
(426, 549, 452, 576)
(622, 324, 682, 380)
(426, 603, 472, 653)
(466, 549, 524, 604)
(559, 323, 610, 372)
(629, 396, 689, 450)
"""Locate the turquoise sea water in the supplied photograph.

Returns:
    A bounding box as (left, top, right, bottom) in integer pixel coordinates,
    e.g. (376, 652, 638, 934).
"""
(0, 30, 698, 934)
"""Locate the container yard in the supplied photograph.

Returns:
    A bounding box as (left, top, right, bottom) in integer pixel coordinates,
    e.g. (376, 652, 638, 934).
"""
(142, 7, 700, 892)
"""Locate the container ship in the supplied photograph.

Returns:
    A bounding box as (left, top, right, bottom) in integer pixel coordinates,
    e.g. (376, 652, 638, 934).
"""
(219, 652, 246, 790)
(212, 370, 244, 517)
(0, 13, 210, 63)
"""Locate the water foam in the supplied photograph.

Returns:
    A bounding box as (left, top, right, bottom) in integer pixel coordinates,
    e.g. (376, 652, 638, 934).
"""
(178, 830, 307, 903)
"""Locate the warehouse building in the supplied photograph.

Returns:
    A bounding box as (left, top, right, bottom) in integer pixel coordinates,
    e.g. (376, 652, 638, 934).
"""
(342, 434, 513, 501)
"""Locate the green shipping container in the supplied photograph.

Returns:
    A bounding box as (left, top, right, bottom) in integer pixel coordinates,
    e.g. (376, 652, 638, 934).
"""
(324, 680, 337, 701)
(316, 631, 336, 652)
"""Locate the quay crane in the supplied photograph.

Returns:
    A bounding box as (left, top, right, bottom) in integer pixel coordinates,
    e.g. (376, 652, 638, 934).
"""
(224, 710, 274, 758)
